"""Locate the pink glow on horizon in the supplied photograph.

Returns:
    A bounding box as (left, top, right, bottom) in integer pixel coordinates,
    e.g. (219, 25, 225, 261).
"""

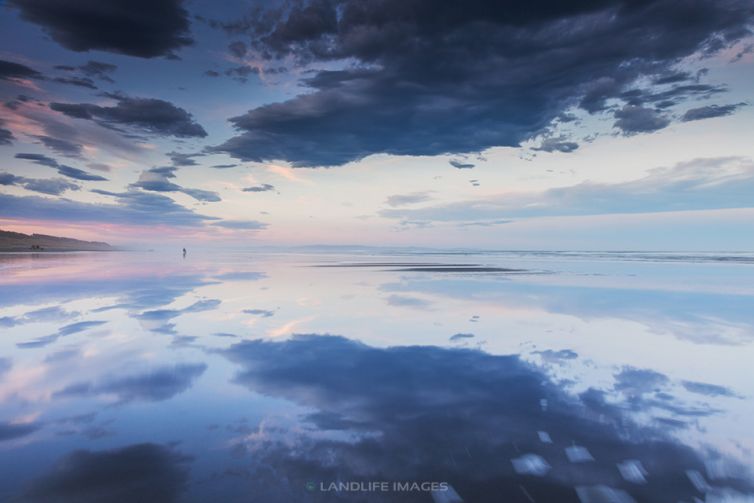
(0, 218, 269, 246)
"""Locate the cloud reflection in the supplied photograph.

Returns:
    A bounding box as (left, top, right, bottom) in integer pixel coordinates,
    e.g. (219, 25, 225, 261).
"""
(55, 363, 207, 403)
(19, 443, 191, 503)
(220, 334, 753, 502)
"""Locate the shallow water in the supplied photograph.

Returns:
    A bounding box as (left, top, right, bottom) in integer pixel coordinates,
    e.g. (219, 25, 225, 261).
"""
(1, 250, 753, 502)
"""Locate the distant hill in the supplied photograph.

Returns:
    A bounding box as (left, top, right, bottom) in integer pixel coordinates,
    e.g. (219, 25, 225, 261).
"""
(0, 230, 114, 252)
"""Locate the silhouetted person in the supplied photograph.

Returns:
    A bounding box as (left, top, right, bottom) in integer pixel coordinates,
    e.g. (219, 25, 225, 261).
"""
(182, 248, 187, 258)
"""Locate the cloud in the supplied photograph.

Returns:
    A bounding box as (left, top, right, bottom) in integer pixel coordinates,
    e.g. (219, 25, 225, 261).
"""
(213, 220, 268, 230)
(131, 167, 220, 202)
(243, 308, 274, 318)
(0, 421, 40, 442)
(56, 165, 108, 181)
(52, 60, 118, 88)
(385, 191, 433, 206)
(381, 157, 754, 222)
(0, 191, 214, 228)
(9, 0, 193, 58)
(20, 443, 190, 502)
(15, 153, 58, 168)
(78, 60, 117, 82)
(533, 136, 580, 153)
(242, 183, 275, 192)
(52, 76, 97, 89)
(15, 153, 107, 181)
(211, 0, 754, 166)
(224, 64, 260, 83)
(180, 188, 221, 201)
(166, 152, 200, 167)
(0, 172, 79, 195)
(449, 332, 475, 341)
(681, 380, 737, 397)
(55, 363, 207, 403)
(3, 98, 143, 159)
(228, 41, 247, 58)
(34, 135, 84, 157)
(681, 103, 746, 122)
(0, 125, 14, 145)
(613, 105, 671, 134)
(457, 219, 512, 227)
(449, 160, 475, 169)
(50, 94, 207, 138)
(0, 58, 42, 80)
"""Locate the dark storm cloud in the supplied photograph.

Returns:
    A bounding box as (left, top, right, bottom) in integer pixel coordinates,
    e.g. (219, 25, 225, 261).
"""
(20, 443, 190, 502)
(613, 105, 671, 134)
(55, 363, 207, 402)
(0, 172, 79, 195)
(218, 335, 751, 502)
(0, 421, 40, 442)
(242, 183, 275, 192)
(0, 59, 42, 80)
(211, 0, 754, 167)
(15, 153, 107, 181)
(681, 103, 746, 122)
(9, 0, 193, 58)
(50, 95, 207, 138)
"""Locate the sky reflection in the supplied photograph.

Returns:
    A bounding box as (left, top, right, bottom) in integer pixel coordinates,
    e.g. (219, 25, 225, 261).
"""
(0, 251, 752, 502)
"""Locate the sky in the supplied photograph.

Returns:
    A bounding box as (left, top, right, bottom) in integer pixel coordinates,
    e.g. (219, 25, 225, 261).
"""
(1, 0, 754, 250)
